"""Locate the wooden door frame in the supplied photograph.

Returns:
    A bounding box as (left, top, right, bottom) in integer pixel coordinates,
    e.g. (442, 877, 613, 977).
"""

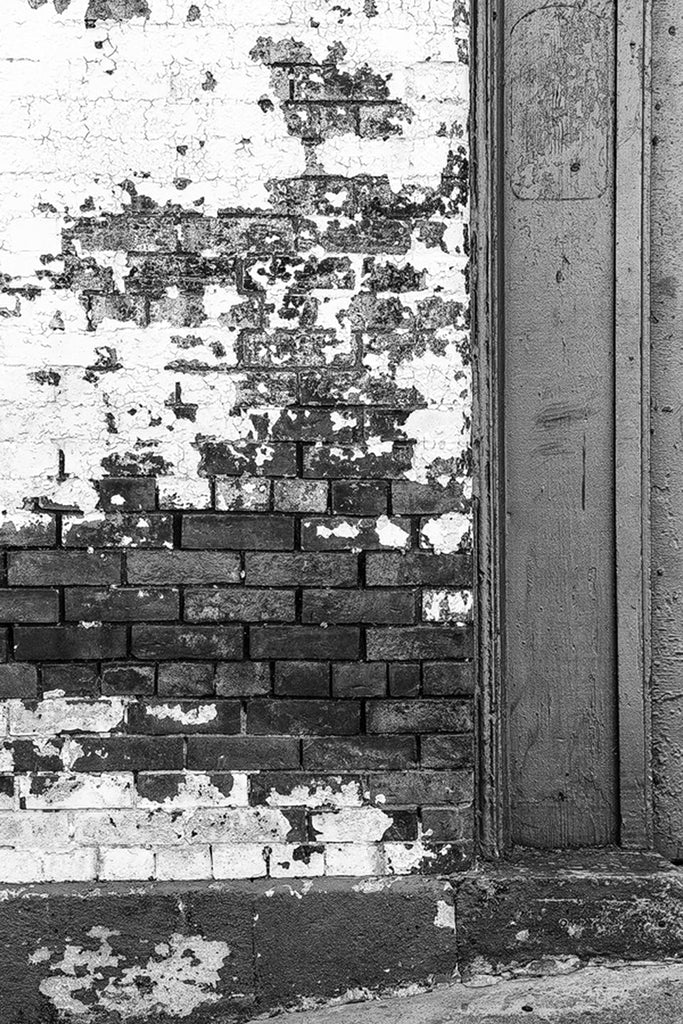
(470, 0, 653, 857)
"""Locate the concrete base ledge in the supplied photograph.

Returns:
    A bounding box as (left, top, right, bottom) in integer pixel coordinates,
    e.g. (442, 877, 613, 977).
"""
(2, 852, 682, 1023)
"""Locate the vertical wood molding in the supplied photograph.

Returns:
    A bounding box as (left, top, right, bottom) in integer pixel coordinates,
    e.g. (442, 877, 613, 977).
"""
(614, 0, 652, 847)
(471, 0, 506, 859)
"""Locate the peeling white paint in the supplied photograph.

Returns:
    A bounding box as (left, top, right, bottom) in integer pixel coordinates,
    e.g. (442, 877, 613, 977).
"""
(146, 703, 218, 727)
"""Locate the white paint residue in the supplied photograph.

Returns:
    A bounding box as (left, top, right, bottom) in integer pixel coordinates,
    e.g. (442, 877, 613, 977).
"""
(420, 512, 470, 554)
(7, 698, 127, 737)
(422, 588, 473, 623)
(265, 779, 364, 809)
(37, 929, 231, 1020)
(146, 704, 218, 726)
(310, 807, 395, 843)
(137, 772, 249, 810)
(316, 522, 360, 540)
(375, 515, 410, 549)
(434, 899, 456, 931)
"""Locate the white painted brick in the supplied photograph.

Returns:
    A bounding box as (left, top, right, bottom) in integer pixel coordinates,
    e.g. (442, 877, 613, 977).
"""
(310, 808, 394, 844)
(136, 772, 250, 810)
(269, 844, 326, 879)
(99, 847, 155, 881)
(21, 773, 135, 810)
(73, 810, 185, 848)
(0, 849, 44, 883)
(183, 808, 294, 844)
(157, 478, 212, 510)
(7, 698, 127, 737)
(155, 846, 212, 881)
(0, 810, 73, 851)
(211, 844, 268, 879)
(43, 849, 98, 882)
(324, 844, 386, 877)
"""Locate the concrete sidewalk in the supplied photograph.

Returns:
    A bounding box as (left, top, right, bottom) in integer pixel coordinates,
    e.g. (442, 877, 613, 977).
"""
(249, 961, 683, 1023)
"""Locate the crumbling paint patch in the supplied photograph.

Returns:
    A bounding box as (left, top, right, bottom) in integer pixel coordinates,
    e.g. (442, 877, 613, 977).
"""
(37, 927, 231, 1019)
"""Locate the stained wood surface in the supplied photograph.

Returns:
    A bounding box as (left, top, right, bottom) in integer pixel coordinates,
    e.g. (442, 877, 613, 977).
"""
(503, 0, 618, 846)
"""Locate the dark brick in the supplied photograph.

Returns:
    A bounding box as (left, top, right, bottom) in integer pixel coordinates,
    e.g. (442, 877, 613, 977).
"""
(72, 212, 178, 253)
(302, 736, 416, 770)
(245, 552, 358, 587)
(183, 515, 294, 550)
(10, 739, 63, 772)
(273, 480, 328, 513)
(389, 663, 421, 697)
(42, 663, 99, 697)
(101, 663, 155, 695)
(381, 809, 420, 841)
(366, 699, 473, 734)
(303, 444, 412, 479)
(422, 807, 472, 842)
(247, 699, 359, 736)
(63, 514, 173, 548)
(423, 661, 474, 696)
(127, 550, 241, 584)
(250, 626, 359, 660)
(391, 480, 468, 515)
(366, 552, 472, 586)
(158, 663, 215, 697)
(274, 661, 329, 697)
(184, 587, 295, 622)
(0, 589, 59, 623)
(135, 771, 238, 805)
(365, 770, 473, 806)
(0, 516, 56, 547)
(366, 625, 473, 660)
(332, 662, 386, 698)
(132, 625, 243, 660)
(14, 625, 127, 661)
(302, 589, 415, 624)
(70, 736, 185, 771)
(268, 409, 361, 444)
(215, 662, 271, 697)
(301, 517, 410, 551)
(8, 551, 122, 586)
(321, 218, 411, 254)
(127, 699, 240, 735)
(179, 214, 296, 254)
(332, 481, 388, 515)
(0, 628, 6, 661)
(65, 587, 179, 621)
(187, 736, 300, 770)
(0, 665, 37, 698)
(97, 477, 157, 511)
(197, 441, 297, 477)
(421, 734, 474, 769)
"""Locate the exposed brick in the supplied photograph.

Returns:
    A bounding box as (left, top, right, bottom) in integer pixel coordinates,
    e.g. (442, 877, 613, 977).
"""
(422, 661, 474, 696)
(332, 480, 388, 515)
(250, 626, 360, 660)
(0, 629, 6, 661)
(332, 662, 386, 698)
(302, 589, 416, 624)
(127, 700, 240, 735)
(420, 734, 474, 770)
(14, 626, 127, 662)
(97, 478, 157, 512)
(0, 664, 38, 698)
(183, 515, 294, 550)
(245, 552, 358, 587)
(215, 662, 271, 697)
(388, 663, 421, 697)
(0, 517, 56, 548)
(304, 444, 413, 479)
(273, 479, 328, 513)
(8, 551, 122, 586)
(366, 699, 473, 734)
(158, 663, 215, 697)
(69, 736, 185, 772)
(364, 770, 473, 806)
(215, 477, 271, 511)
(268, 409, 361, 443)
(63, 514, 173, 548)
(65, 587, 180, 622)
(184, 587, 295, 622)
(391, 480, 468, 515)
(366, 552, 472, 586)
(42, 664, 99, 697)
(301, 517, 411, 551)
(247, 699, 359, 736)
(187, 736, 300, 771)
(101, 663, 156, 696)
(366, 625, 473, 660)
(127, 550, 241, 584)
(302, 736, 417, 770)
(0, 589, 59, 623)
(132, 625, 243, 660)
(197, 441, 297, 477)
(274, 662, 329, 697)
(422, 806, 472, 841)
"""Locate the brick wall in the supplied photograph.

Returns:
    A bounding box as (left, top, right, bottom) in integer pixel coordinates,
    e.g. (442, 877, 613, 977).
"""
(0, 0, 471, 882)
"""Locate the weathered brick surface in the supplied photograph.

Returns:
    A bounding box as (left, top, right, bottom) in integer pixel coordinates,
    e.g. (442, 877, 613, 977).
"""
(0, 0, 471, 881)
